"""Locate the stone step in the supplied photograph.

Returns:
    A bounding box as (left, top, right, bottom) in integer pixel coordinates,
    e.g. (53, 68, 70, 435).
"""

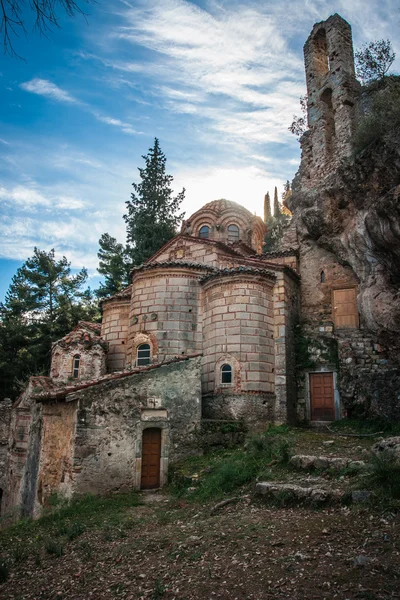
(290, 454, 365, 471)
(256, 481, 343, 504)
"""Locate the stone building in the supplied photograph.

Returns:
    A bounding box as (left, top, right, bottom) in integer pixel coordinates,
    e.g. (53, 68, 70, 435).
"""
(2, 13, 400, 517)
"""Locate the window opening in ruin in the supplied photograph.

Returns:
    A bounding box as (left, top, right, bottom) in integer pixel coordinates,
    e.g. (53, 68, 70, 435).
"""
(73, 355, 80, 379)
(221, 364, 233, 384)
(320, 88, 335, 153)
(321, 270, 326, 283)
(227, 224, 240, 243)
(312, 29, 329, 76)
(137, 343, 151, 366)
(199, 225, 210, 239)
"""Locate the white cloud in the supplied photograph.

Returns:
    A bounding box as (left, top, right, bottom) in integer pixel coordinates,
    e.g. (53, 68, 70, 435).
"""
(20, 78, 77, 103)
(0, 185, 86, 210)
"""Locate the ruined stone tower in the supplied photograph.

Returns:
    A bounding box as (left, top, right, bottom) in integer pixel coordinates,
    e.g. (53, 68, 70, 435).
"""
(300, 14, 361, 187)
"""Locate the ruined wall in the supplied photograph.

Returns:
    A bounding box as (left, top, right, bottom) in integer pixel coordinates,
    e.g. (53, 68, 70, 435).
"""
(37, 401, 77, 506)
(68, 357, 202, 496)
(51, 343, 107, 383)
(101, 299, 130, 372)
(288, 14, 400, 420)
(0, 400, 12, 511)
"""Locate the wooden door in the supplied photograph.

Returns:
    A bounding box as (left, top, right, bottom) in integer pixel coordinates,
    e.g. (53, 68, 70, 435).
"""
(333, 288, 358, 329)
(310, 373, 335, 421)
(141, 428, 161, 489)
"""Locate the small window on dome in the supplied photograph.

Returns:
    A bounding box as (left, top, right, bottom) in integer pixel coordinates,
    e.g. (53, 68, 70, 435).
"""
(221, 364, 233, 384)
(227, 224, 239, 243)
(137, 343, 151, 366)
(199, 225, 210, 239)
(72, 355, 80, 379)
(320, 271, 326, 283)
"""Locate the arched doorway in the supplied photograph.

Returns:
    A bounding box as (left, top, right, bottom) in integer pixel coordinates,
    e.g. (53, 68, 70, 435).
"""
(141, 428, 161, 489)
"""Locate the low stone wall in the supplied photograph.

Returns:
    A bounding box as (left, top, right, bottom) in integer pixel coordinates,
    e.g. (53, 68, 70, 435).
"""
(202, 392, 275, 430)
(197, 420, 247, 450)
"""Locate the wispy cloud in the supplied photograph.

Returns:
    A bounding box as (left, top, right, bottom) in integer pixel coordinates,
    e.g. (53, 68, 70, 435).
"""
(20, 78, 78, 103)
(0, 185, 86, 210)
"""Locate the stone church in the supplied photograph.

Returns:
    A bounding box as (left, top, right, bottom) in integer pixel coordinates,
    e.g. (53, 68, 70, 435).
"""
(1, 14, 399, 517)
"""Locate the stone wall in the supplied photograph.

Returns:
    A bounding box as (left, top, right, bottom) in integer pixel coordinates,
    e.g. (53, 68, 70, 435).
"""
(273, 272, 301, 423)
(101, 299, 130, 372)
(51, 344, 107, 383)
(0, 400, 12, 512)
(69, 357, 202, 497)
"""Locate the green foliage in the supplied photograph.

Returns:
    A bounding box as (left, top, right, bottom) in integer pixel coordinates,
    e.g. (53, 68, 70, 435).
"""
(124, 138, 185, 266)
(0, 248, 99, 399)
(355, 40, 396, 85)
(263, 183, 292, 252)
(362, 450, 400, 500)
(352, 77, 400, 154)
(330, 416, 400, 436)
(288, 95, 308, 139)
(95, 233, 131, 299)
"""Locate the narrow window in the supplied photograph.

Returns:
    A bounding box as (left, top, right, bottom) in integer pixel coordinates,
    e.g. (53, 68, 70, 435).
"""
(199, 225, 210, 239)
(137, 343, 151, 366)
(221, 364, 233, 384)
(312, 29, 329, 76)
(73, 355, 80, 379)
(320, 270, 326, 283)
(227, 224, 239, 243)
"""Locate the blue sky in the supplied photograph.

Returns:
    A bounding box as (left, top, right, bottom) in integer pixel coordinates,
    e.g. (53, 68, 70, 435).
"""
(1, 0, 399, 300)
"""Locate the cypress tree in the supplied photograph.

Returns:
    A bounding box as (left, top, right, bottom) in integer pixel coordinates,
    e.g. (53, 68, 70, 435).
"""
(264, 192, 271, 222)
(124, 138, 185, 266)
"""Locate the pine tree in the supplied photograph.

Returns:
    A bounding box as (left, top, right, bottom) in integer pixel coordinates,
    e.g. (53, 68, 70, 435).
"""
(124, 138, 185, 266)
(264, 192, 271, 223)
(0, 248, 98, 399)
(273, 186, 280, 218)
(96, 234, 130, 299)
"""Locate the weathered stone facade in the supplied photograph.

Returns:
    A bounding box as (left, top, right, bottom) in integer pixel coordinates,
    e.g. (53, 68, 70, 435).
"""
(1, 13, 399, 518)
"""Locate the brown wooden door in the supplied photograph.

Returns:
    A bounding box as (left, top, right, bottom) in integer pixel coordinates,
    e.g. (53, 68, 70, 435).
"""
(141, 428, 161, 489)
(333, 288, 358, 329)
(310, 373, 335, 421)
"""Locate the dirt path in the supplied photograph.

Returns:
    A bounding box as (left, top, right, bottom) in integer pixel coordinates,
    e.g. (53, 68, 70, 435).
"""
(1, 494, 399, 600)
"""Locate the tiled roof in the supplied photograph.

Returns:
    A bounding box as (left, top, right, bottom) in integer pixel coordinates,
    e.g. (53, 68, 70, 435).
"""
(100, 285, 132, 304)
(75, 321, 102, 334)
(52, 326, 107, 351)
(200, 199, 253, 215)
(199, 266, 277, 284)
(31, 354, 203, 401)
(133, 260, 217, 273)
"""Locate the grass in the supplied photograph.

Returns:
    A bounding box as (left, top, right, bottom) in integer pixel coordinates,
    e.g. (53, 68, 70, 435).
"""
(360, 450, 400, 501)
(329, 417, 400, 436)
(0, 491, 140, 561)
(169, 426, 294, 502)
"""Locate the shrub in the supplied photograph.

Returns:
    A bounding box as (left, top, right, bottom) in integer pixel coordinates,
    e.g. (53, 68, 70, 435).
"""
(362, 450, 400, 499)
(353, 78, 400, 154)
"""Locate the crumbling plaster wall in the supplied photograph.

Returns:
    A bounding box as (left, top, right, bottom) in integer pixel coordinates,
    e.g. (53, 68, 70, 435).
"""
(67, 357, 202, 496)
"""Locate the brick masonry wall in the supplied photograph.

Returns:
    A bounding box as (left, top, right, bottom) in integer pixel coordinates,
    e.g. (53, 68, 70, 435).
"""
(127, 267, 204, 365)
(201, 274, 275, 395)
(101, 300, 130, 372)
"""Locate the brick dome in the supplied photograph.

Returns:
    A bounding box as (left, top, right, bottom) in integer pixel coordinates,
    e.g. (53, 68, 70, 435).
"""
(181, 199, 266, 254)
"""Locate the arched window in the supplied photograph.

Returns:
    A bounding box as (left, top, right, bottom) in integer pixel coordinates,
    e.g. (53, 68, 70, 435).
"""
(72, 355, 80, 379)
(320, 270, 326, 283)
(221, 364, 233, 384)
(199, 225, 210, 239)
(137, 343, 151, 366)
(227, 224, 239, 243)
